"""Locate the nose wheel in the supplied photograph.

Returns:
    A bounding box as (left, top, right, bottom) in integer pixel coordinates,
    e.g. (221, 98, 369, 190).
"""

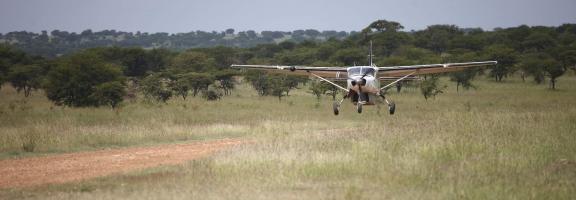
(357, 102, 363, 113)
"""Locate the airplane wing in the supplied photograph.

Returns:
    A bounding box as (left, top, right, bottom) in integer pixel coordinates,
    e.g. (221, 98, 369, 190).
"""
(230, 64, 347, 78)
(378, 61, 497, 77)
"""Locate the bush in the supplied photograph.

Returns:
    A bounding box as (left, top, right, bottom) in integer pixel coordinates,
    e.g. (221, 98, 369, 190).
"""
(202, 86, 223, 101)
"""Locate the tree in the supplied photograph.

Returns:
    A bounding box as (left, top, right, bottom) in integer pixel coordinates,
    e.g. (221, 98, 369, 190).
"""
(415, 25, 463, 53)
(0, 59, 7, 90)
(187, 73, 214, 96)
(0, 45, 32, 90)
(371, 31, 412, 56)
(543, 58, 564, 90)
(367, 20, 404, 33)
(446, 50, 479, 92)
(518, 53, 546, 84)
(450, 69, 477, 92)
(8, 64, 44, 97)
(171, 51, 215, 72)
(522, 32, 556, 52)
(420, 75, 446, 100)
(519, 52, 565, 89)
(170, 73, 193, 100)
(140, 73, 172, 103)
(214, 70, 237, 95)
(483, 44, 517, 81)
(309, 80, 328, 101)
(283, 75, 303, 96)
(88, 47, 171, 77)
(330, 48, 365, 65)
(90, 81, 126, 109)
(244, 70, 270, 96)
(44, 52, 125, 107)
(268, 75, 288, 101)
(309, 80, 339, 101)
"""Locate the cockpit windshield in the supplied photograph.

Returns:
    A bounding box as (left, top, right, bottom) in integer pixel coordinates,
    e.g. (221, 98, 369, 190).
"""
(348, 67, 375, 76)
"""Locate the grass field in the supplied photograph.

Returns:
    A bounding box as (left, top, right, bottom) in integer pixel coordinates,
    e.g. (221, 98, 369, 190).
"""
(1, 75, 576, 199)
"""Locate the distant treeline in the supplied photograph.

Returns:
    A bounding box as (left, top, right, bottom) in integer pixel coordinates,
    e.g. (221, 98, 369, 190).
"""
(1, 20, 575, 109)
(0, 29, 350, 58)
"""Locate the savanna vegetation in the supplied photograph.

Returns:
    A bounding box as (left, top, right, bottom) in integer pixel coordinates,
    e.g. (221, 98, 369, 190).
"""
(1, 75, 575, 199)
(1, 20, 576, 199)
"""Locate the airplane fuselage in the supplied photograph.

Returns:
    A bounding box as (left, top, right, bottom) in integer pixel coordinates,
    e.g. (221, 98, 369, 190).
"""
(346, 66, 380, 105)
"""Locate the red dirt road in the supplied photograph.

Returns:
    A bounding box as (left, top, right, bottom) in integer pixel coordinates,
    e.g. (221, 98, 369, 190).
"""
(0, 139, 243, 189)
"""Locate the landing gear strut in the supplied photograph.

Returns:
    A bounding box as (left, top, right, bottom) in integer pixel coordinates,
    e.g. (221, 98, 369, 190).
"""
(333, 101, 340, 115)
(379, 92, 395, 115)
(333, 95, 346, 116)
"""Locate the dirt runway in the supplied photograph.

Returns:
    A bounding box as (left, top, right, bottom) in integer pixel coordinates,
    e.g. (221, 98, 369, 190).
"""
(0, 138, 243, 189)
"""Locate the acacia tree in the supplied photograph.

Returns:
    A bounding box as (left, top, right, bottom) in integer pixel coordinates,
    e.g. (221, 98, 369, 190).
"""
(214, 70, 237, 96)
(309, 80, 328, 101)
(0, 45, 32, 91)
(447, 51, 479, 92)
(518, 52, 564, 88)
(244, 70, 270, 96)
(188, 73, 214, 97)
(8, 64, 43, 97)
(483, 44, 517, 82)
(450, 69, 477, 92)
(367, 19, 404, 33)
(420, 75, 446, 100)
(140, 73, 172, 103)
(268, 75, 288, 101)
(170, 73, 193, 100)
(543, 58, 564, 90)
(519, 54, 546, 84)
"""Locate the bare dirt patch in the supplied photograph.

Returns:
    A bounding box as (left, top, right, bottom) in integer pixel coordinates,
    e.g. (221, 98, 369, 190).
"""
(0, 138, 243, 189)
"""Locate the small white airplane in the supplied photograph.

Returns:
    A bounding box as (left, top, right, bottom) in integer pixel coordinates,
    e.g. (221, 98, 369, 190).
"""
(231, 44, 496, 115)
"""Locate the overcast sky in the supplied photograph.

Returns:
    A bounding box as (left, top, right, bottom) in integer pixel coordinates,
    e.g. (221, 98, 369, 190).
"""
(1, 0, 575, 34)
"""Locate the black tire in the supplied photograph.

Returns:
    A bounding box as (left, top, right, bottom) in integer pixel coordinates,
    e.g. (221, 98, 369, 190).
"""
(333, 101, 340, 115)
(389, 102, 396, 115)
(357, 103, 362, 113)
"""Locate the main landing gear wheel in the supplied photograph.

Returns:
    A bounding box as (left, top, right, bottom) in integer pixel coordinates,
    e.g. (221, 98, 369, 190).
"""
(388, 102, 396, 115)
(357, 103, 363, 113)
(333, 101, 340, 115)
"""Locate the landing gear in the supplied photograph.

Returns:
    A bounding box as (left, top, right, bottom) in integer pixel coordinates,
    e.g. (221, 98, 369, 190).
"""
(332, 96, 346, 116)
(357, 92, 364, 114)
(388, 101, 395, 115)
(333, 101, 340, 115)
(379, 91, 395, 115)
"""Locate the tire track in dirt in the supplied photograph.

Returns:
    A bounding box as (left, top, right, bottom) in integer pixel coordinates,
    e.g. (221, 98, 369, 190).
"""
(0, 138, 243, 189)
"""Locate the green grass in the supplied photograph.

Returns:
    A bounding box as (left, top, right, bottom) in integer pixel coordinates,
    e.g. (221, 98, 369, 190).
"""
(1, 75, 576, 199)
